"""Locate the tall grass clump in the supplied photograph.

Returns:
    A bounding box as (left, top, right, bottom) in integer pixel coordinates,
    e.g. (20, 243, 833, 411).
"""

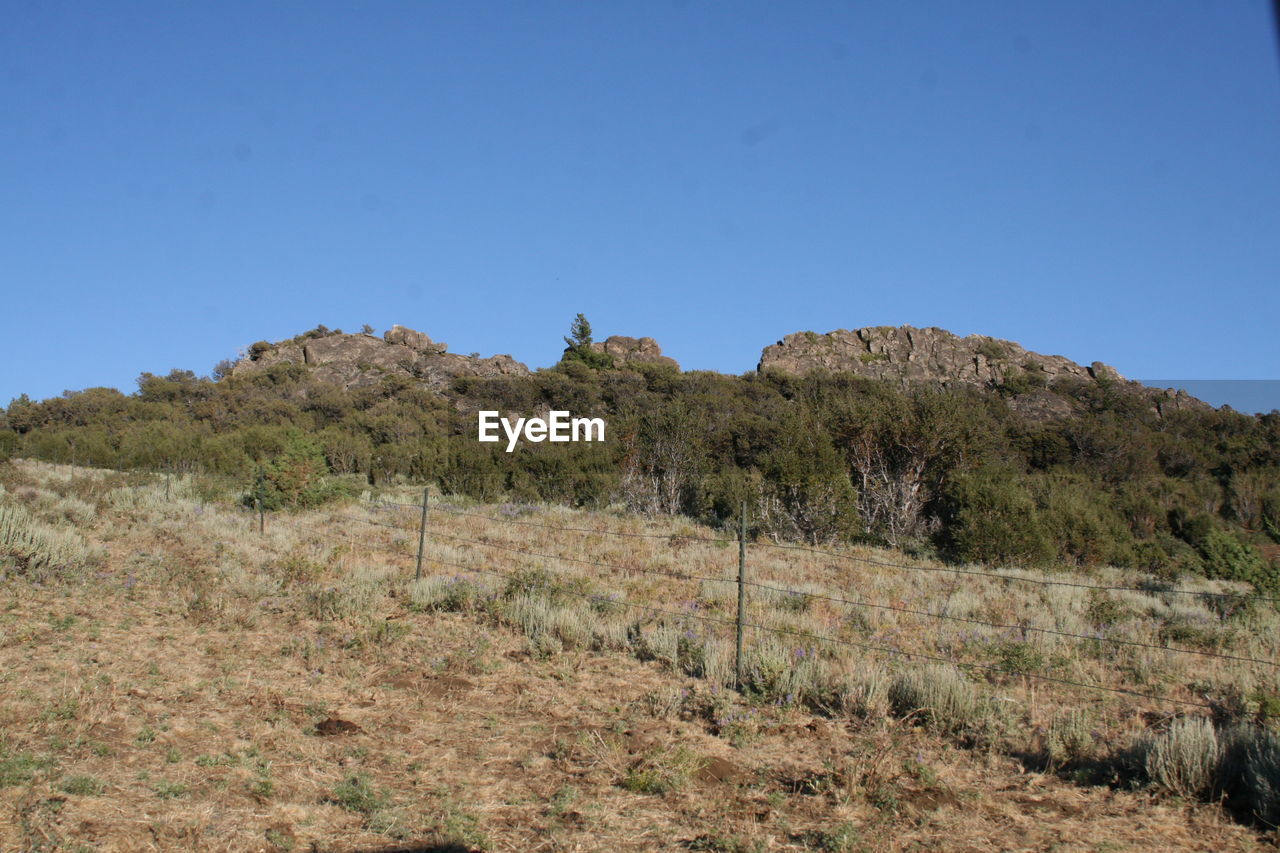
(0, 501, 94, 578)
(888, 664, 980, 734)
(302, 565, 392, 621)
(740, 634, 826, 706)
(408, 574, 491, 613)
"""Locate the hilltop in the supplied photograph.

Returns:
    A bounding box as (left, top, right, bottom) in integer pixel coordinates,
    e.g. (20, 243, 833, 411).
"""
(231, 322, 1208, 421)
(760, 326, 1210, 420)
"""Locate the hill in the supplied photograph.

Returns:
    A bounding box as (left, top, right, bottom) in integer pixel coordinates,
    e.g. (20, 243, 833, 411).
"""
(1, 459, 1276, 850)
(2, 320, 1278, 593)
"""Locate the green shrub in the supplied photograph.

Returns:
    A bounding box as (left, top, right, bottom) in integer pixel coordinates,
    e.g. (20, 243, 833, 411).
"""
(619, 744, 704, 795)
(937, 467, 1052, 566)
(1198, 529, 1277, 593)
(1046, 709, 1094, 769)
(755, 415, 860, 545)
(976, 340, 1009, 360)
(244, 432, 355, 511)
(60, 775, 105, 796)
(408, 575, 489, 613)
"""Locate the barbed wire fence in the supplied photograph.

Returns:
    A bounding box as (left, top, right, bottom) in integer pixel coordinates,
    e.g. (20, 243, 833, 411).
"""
(254, 488, 1280, 717)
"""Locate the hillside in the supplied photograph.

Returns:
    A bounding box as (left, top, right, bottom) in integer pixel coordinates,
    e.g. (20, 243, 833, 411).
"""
(3, 321, 1277, 594)
(2, 459, 1277, 850)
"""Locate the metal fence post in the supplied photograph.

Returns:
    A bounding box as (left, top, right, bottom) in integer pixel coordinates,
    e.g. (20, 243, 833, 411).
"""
(414, 487, 429, 581)
(736, 499, 747, 692)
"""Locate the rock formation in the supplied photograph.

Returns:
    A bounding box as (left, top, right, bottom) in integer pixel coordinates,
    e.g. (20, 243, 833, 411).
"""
(759, 326, 1209, 418)
(589, 335, 679, 370)
(230, 326, 529, 390)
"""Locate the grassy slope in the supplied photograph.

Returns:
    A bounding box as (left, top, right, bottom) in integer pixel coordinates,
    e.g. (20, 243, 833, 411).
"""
(0, 460, 1274, 852)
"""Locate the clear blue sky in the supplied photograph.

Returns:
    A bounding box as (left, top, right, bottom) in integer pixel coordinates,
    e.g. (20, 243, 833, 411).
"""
(4, 1, 1279, 407)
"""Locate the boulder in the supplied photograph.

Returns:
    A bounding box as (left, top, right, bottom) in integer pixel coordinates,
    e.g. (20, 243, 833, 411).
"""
(384, 325, 447, 354)
(589, 335, 679, 370)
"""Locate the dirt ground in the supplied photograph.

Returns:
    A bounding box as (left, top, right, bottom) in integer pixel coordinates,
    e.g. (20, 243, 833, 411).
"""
(1, 582, 1271, 852)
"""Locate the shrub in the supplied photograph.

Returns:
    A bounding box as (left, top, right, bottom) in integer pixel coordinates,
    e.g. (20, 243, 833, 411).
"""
(888, 665, 980, 734)
(1046, 709, 1094, 769)
(408, 575, 489, 613)
(1141, 717, 1220, 799)
(976, 340, 1009, 360)
(0, 501, 94, 578)
(1198, 529, 1277, 593)
(1221, 725, 1280, 826)
(245, 432, 355, 512)
(60, 775, 105, 796)
(936, 467, 1052, 566)
(619, 744, 704, 795)
(755, 415, 860, 545)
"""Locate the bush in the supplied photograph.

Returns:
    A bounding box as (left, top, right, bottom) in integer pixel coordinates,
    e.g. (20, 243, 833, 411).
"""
(1046, 709, 1094, 769)
(1222, 725, 1280, 826)
(245, 432, 355, 511)
(0, 501, 94, 578)
(408, 575, 489, 613)
(937, 467, 1052, 566)
(755, 415, 860, 545)
(1140, 717, 1220, 799)
(888, 665, 980, 734)
(1197, 529, 1277, 594)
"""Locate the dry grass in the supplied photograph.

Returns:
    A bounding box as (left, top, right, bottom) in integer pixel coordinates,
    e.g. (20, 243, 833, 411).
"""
(0, 458, 1276, 851)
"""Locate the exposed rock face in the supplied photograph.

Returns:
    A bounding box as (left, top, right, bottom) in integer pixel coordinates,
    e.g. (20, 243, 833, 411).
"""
(589, 335, 679, 370)
(230, 326, 529, 390)
(383, 325, 447, 354)
(759, 326, 1118, 386)
(759, 326, 1210, 419)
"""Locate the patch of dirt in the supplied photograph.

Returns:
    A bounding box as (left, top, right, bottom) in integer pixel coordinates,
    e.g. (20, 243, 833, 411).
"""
(315, 717, 363, 736)
(693, 756, 746, 786)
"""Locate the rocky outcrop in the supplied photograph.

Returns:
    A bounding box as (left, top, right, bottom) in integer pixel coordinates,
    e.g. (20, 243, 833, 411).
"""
(759, 326, 1211, 419)
(759, 326, 1119, 386)
(589, 336, 679, 370)
(230, 326, 529, 390)
(383, 325, 447, 354)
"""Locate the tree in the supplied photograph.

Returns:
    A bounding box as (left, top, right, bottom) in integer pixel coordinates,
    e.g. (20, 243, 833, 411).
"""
(565, 313, 592, 350)
(559, 314, 613, 370)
